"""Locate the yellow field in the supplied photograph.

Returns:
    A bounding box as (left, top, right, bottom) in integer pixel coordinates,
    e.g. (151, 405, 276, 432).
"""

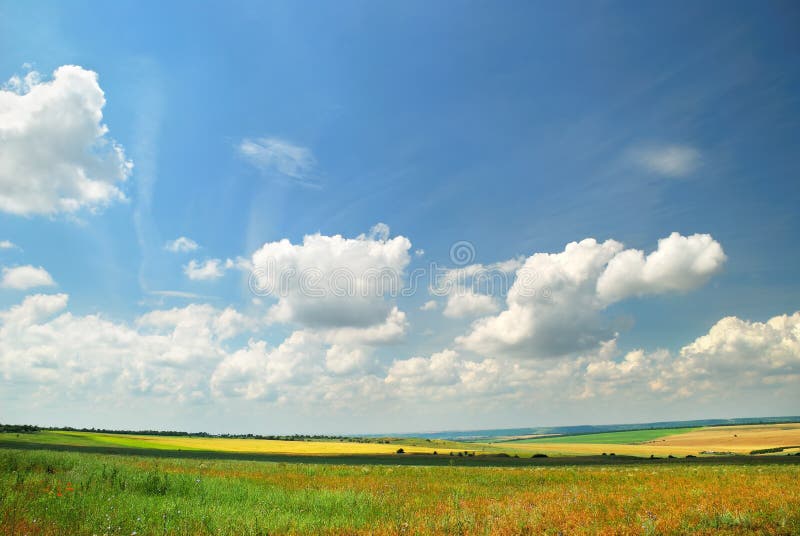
(503, 423, 800, 457)
(48, 431, 473, 456)
(653, 423, 800, 453)
(505, 441, 701, 457)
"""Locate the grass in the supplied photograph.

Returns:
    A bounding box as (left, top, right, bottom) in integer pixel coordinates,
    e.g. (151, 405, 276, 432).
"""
(506, 427, 699, 445)
(1, 447, 799, 535)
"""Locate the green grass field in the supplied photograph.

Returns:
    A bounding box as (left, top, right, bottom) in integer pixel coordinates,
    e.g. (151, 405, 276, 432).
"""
(2, 447, 799, 535)
(506, 427, 699, 444)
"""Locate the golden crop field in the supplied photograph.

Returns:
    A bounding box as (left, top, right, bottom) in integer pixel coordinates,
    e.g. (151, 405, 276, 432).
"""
(113, 435, 464, 455)
(497, 424, 800, 457)
(1, 430, 477, 457)
(653, 423, 800, 453)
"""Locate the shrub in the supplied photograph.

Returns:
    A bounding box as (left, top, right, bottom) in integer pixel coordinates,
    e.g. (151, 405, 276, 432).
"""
(396, 448, 405, 454)
(531, 453, 548, 458)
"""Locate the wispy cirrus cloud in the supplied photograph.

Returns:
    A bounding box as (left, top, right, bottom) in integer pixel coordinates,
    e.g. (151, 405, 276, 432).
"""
(238, 137, 319, 186)
(164, 236, 199, 253)
(630, 144, 701, 178)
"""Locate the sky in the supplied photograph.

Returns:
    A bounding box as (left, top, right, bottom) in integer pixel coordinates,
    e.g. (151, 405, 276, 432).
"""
(0, 1, 798, 434)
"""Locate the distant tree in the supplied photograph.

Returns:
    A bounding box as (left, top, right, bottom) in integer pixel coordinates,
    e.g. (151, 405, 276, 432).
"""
(396, 448, 405, 454)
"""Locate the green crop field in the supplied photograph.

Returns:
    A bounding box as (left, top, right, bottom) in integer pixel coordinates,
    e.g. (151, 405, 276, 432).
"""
(506, 427, 699, 445)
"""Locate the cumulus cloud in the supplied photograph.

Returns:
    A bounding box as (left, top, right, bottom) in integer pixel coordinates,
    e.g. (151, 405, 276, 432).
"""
(0, 240, 18, 250)
(386, 349, 461, 388)
(1, 291, 796, 412)
(631, 144, 700, 177)
(381, 309, 800, 407)
(238, 137, 317, 186)
(210, 309, 406, 400)
(420, 300, 438, 311)
(596, 232, 726, 303)
(581, 312, 800, 400)
(184, 259, 231, 281)
(250, 225, 411, 328)
(0, 65, 132, 216)
(457, 233, 725, 359)
(443, 290, 499, 318)
(164, 237, 199, 253)
(0, 295, 254, 400)
(1, 265, 55, 290)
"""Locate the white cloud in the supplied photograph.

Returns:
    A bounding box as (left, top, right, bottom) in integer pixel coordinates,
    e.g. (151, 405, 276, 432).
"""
(1, 291, 796, 413)
(325, 345, 371, 376)
(597, 232, 726, 303)
(210, 332, 320, 401)
(381, 309, 800, 407)
(164, 237, 199, 253)
(443, 290, 499, 318)
(238, 137, 317, 186)
(0, 65, 132, 216)
(580, 312, 800, 400)
(631, 144, 700, 177)
(457, 233, 725, 359)
(0, 295, 254, 400)
(184, 259, 227, 281)
(321, 306, 408, 346)
(251, 225, 412, 328)
(1, 265, 55, 290)
(420, 300, 438, 311)
(0, 240, 18, 250)
(386, 349, 461, 388)
(210, 307, 406, 400)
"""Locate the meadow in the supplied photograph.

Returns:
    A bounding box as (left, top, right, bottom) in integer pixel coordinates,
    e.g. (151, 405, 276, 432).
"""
(2, 424, 800, 534)
(2, 448, 800, 535)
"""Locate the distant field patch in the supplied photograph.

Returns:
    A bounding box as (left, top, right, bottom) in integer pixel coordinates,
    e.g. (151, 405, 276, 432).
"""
(654, 423, 800, 451)
(509, 427, 698, 445)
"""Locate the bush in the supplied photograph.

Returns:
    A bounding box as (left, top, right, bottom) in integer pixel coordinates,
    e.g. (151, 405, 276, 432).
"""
(396, 448, 405, 454)
(531, 453, 548, 458)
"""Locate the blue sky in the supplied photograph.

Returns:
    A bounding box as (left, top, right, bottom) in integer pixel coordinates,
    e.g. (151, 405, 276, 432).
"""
(0, 1, 798, 434)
